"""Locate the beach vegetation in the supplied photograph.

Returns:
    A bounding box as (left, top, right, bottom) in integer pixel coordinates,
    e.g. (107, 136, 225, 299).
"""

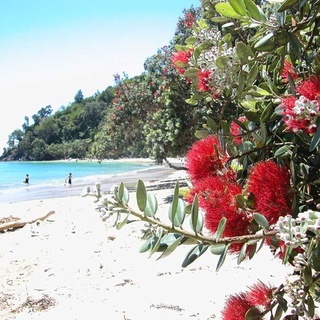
(86, 0, 320, 318)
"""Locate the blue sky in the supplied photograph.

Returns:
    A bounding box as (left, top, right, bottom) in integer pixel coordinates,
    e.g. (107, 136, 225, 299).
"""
(0, 0, 200, 151)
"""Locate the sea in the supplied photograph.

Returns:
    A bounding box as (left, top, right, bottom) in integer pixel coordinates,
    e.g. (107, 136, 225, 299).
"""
(0, 160, 166, 204)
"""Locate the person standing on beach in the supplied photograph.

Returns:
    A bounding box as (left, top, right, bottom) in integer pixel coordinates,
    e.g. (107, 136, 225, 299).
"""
(65, 173, 72, 186)
(23, 174, 29, 184)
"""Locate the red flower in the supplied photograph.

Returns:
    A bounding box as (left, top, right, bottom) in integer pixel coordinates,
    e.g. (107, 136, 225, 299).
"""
(280, 95, 319, 134)
(280, 60, 298, 83)
(197, 69, 212, 92)
(296, 75, 320, 101)
(247, 161, 293, 224)
(230, 116, 247, 145)
(280, 75, 320, 134)
(222, 293, 254, 320)
(185, 135, 232, 185)
(171, 49, 193, 74)
(187, 176, 250, 253)
(184, 12, 196, 28)
(246, 280, 273, 307)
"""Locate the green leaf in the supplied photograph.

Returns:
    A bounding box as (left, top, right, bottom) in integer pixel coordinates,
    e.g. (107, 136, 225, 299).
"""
(221, 120, 230, 134)
(139, 237, 152, 253)
(215, 217, 227, 241)
(136, 179, 147, 212)
(173, 198, 186, 227)
(276, 294, 288, 312)
(185, 36, 196, 45)
(211, 16, 230, 23)
(274, 30, 289, 46)
(244, 111, 260, 122)
(216, 56, 229, 69)
(118, 182, 124, 201)
(182, 243, 208, 268)
(221, 33, 233, 43)
(229, 0, 247, 16)
(260, 103, 274, 122)
(157, 235, 182, 260)
(246, 63, 259, 86)
(245, 307, 262, 320)
(195, 129, 209, 139)
(310, 122, 320, 151)
(311, 244, 320, 271)
(216, 244, 230, 271)
(169, 198, 186, 227)
(237, 243, 247, 265)
(244, 0, 261, 20)
(288, 31, 302, 61)
(168, 181, 180, 224)
(190, 195, 200, 232)
(215, 3, 241, 18)
(278, 0, 299, 12)
(253, 213, 269, 229)
(254, 33, 274, 47)
(144, 192, 158, 217)
(116, 212, 130, 230)
(274, 145, 291, 158)
(255, 87, 271, 96)
(254, 33, 275, 51)
(303, 266, 313, 286)
(194, 47, 201, 61)
(238, 69, 245, 97)
(274, 305, 283, 320)
(149, 227, 164, 257)
(306, 294, 315, 318)
(207, 117, 217, 132)
(236, 41, 250, 64)
(248, 243, 257, 259)
(283, 245, 293, 265)
(260, 122, 267, 144)
(184, 67, 199, 79)
(210, 243, 227, 255)
(118, 183, 129, 205)
(121, 187, 129, 206)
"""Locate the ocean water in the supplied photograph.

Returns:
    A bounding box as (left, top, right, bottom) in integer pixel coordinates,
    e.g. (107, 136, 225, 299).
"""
(0, 160, 151, 191)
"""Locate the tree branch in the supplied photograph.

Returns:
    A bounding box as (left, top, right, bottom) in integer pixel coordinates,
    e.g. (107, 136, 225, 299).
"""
(111, 201, 277, 246)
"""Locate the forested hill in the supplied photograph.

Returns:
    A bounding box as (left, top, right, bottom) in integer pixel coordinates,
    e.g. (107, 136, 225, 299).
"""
(1, 5, 231, 163)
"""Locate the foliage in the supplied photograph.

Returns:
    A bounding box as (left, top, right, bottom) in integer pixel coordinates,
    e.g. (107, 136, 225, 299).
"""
(1, 90, 111, 160)
(85, 0, 320, 319)
(90, 74, 157, 159)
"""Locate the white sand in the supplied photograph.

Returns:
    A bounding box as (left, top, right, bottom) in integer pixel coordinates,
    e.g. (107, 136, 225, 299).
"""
(0, 170, 293, 319)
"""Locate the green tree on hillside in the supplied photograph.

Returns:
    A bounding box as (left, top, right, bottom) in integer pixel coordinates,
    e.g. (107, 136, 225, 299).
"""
(74, 89, 84, 103)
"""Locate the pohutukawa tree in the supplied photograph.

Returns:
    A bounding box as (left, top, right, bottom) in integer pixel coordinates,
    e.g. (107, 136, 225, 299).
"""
(85, 0, 320, 319)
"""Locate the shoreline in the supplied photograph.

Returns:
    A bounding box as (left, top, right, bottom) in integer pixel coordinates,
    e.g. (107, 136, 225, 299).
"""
(0, 160, 184, 205)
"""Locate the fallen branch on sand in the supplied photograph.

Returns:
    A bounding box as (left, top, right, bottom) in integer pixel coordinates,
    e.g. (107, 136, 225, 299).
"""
(0, 211, 55, 232)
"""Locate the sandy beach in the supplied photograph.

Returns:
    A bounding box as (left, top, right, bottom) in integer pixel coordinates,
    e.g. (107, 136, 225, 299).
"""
(0, 163, 294, 319)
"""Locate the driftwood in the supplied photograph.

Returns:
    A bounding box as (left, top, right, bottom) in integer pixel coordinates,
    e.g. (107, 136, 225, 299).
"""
(0, 211, 55, 232)
(163, 157, 186, 170)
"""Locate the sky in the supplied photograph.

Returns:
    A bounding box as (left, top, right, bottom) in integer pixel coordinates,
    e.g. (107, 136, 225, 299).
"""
(0, 0, 200, 151)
